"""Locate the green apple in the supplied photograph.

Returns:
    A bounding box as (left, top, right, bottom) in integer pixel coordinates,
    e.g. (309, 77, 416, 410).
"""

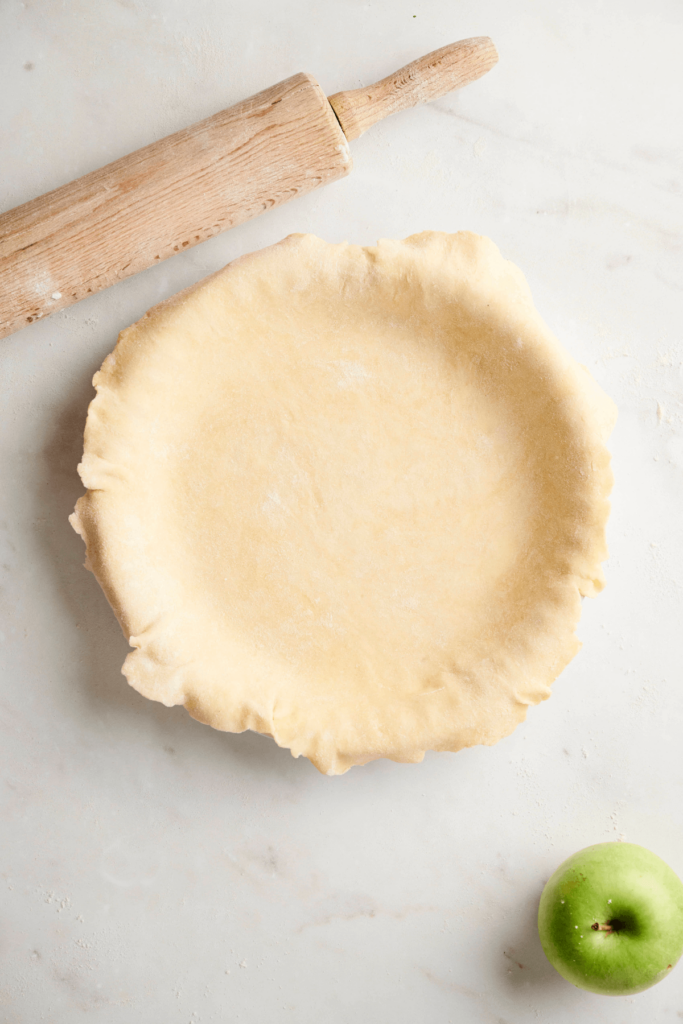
(538, 842, 683, 995)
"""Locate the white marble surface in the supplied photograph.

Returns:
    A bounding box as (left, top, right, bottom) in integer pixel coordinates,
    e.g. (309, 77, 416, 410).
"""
(2, 1, 683, 1020)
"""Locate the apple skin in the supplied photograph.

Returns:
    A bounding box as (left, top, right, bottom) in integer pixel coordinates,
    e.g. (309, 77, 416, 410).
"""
(538, 842, 683, 995)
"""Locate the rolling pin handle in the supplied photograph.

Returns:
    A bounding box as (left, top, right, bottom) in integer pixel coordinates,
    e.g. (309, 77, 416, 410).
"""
(327, 37, 498, 141)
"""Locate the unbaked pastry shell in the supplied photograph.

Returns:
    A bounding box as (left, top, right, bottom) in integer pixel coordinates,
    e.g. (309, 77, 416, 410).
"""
(70, 232, 616, 774)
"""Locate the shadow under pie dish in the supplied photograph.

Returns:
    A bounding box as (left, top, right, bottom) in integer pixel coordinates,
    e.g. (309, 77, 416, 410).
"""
(70, 231, 617, 775)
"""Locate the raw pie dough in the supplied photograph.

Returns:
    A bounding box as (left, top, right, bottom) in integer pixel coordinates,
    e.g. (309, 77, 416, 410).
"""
(70, 232, 616, 775)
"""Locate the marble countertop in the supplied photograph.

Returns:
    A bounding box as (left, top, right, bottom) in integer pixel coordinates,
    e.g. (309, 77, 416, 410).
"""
(2, 1, 683, 1021)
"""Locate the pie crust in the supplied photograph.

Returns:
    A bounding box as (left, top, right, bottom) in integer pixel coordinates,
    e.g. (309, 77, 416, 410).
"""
(70, 232, 616, 774)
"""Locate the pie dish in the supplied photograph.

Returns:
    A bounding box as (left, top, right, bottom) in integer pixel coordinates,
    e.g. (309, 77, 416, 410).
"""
(70, 232, 616, 774)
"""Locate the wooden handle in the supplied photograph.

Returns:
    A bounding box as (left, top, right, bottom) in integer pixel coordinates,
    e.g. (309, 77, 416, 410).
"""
(327, 37, 498, 141)
(0, 73, 349, 340)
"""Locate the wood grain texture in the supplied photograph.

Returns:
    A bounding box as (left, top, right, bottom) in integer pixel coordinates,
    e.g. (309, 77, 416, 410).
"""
(0, 73, 351, 339)
(327, 37, 498, 141)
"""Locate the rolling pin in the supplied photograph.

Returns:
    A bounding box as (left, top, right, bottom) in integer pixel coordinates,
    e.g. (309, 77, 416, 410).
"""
(0, 36, 497, 340)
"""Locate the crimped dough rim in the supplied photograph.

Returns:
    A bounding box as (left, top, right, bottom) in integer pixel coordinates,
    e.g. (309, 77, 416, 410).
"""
(71, 232, 616, 774)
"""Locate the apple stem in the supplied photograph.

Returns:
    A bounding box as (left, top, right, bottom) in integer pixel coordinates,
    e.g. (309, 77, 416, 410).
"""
(591, 920, 624, 933)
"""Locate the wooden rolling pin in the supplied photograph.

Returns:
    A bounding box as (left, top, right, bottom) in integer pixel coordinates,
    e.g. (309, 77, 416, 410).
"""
(0, 37, 497, 340)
